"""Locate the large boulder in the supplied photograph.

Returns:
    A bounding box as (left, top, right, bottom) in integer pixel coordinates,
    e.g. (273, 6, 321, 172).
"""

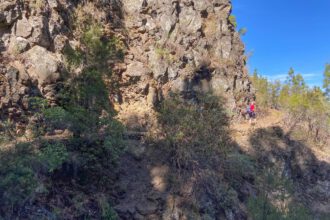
(121, 0, 144, 14)
(24, 46, 60, 86)
(9, 36, 30, 54)
(15, 17, 33, 38)
(125, 62, 149, 77)
(179, 5, 203, 35)
(148, 49, 168, 80)
(28, 16, 51, 47)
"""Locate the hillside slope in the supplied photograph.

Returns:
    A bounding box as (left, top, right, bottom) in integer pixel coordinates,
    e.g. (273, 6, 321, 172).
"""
(0, 0, 329, 219)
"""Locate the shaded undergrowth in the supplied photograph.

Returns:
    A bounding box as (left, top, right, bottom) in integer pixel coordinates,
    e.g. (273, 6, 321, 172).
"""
(248, 126, 330, 220)
(0, 1, 329, 217)
(137, 92, 330, 219)
(0, 1, 127, 219)
(1, 90, 330, 219)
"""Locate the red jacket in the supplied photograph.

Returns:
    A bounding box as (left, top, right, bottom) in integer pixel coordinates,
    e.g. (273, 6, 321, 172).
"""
(250, 104, 255, 112)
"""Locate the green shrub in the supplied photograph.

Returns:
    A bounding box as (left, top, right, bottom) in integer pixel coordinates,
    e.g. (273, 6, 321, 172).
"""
(63, 45, 84, 68)
(285, 204, 312, 220)
(216, 185, 238, 209)
(0, 119, 16, 142)
(97, 196, 119, 220)
(248, 168, 312, 220)
(238, 27, 248, 36)
(248, 195, 312, 220)
(158, 93, 230, 170)
(43, 106, 69, 131)
(0, 141, 71, 215)
(248, 195, 283, 220)
(229, 15, 237, 28)
(102, 119, 125, 164)
(224, 152, 256, 189)
(38, 142, 69, 172)
(155, 46, 174, 63)
(29, 97, 48, 112)
(81, 25, 124, 72)
(323, 63, 330, 99)
(0, 143, 38, 214)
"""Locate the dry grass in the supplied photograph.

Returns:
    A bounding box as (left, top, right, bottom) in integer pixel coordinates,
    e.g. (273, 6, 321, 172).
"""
(203, 15, 219, 38)
(73, 2, 105, 38)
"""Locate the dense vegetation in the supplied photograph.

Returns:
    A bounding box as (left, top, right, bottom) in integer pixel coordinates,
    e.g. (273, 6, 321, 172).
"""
(251, 66, 330, 145)
(0, 1, 329, 219)
(155, 93, 320, 220)
(0, 3, 125, 219)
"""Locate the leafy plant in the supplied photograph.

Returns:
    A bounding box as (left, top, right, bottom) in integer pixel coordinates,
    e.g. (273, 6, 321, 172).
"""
(97, 195, 118, 220)
(229, 15, 237, 28)
(43, 106, 69, 131)
(0, 143, 38, 215)
(158, 93, 230, 170)
(323, 63, 330, 99)
(248, 168, 312, 220)
(251, 67, 330, 144)
(155, 46, 174, 63)
(38, 142, 69, 172)
(224, 152, 256, 189)
(238, 27, 248, 36)
(63, 44, 84, 68)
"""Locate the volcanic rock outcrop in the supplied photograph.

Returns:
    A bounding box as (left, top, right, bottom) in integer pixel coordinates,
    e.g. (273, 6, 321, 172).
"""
(0, 0, 253, 130)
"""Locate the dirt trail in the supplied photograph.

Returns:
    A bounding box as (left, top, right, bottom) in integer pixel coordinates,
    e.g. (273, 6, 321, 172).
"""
(231, 109, 283, 133)
(232, 109, 330, 216)
(232, 109, 330, 162)
(231, 109, 284, 154)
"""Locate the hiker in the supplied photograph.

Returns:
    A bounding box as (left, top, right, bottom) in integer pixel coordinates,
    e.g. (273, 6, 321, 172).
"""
(245, 104, 251, 119)
(249, 101, 256, 125)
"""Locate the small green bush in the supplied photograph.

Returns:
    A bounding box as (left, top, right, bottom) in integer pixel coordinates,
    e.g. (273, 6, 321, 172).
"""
(97, 196, 119, 220)
(29, 97, 48, 112)
(81, 25, 124, 72)
(248, 195, 312, 220)
(238, 27, 248, 36)
(63, 45, 84, 68)
(38, 142, 69, 172)
(248, 168, 312, 220)
(0, 143, 38, 214)
(229, 15, 237, 28)
(158, 93, 230, 170)
(224, 152, 256, 189)
(43, 106, 69, 131)
(248, 195, 282, 220)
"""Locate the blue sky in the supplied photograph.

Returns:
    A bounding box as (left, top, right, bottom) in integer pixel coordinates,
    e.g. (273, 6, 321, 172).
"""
(232, 0, 330, 87)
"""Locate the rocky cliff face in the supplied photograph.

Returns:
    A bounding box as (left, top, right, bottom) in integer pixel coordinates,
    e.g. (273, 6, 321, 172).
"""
(2, 1, 329, 220)
(0, 0, 65, 127)
(0, 0, 252, 131)
(118, 0, 253, 130)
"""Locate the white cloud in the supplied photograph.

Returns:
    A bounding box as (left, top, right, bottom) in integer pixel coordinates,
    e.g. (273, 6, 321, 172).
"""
(264, 74, 287, 81)
(262, 72, 323, 87)
(301, 73, 322, 79)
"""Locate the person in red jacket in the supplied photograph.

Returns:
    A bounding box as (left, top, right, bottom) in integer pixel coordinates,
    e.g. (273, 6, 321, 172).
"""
(249, 101, 256, 125)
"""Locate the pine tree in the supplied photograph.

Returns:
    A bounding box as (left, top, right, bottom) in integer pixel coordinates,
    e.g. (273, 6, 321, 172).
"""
(323, 64, 330, 98)
(285, 68, 305, 94)
(286, 67, 295, 85)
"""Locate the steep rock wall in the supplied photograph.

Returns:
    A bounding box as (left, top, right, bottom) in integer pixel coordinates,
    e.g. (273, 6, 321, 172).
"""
(0, 0, 123, 127)
(117, 0, 253, 130)
(0, 0, 253, 130)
